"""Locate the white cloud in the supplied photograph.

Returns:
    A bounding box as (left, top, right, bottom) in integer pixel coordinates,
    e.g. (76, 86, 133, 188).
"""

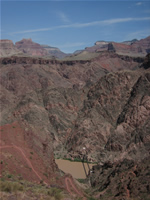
(11, 17, 150, 34)
(136, 2, 142, 6)
(57, 11, 70, 23)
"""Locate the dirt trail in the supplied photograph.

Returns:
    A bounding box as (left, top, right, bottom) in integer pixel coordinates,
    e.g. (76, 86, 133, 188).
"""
(1, 145, 87, 199)
(65, 177, 86, 200)
(0, 145, 48, 185)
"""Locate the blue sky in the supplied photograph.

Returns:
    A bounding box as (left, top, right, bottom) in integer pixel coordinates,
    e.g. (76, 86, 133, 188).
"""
(1, 0, 150, 53)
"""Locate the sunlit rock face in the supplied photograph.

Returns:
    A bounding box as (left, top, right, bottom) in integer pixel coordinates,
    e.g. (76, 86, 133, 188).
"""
(108, 36, 150, 57)
(15, 38, 49, 57)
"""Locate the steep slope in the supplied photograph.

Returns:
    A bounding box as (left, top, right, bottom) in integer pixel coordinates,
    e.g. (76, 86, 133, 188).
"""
(66, 67, 150, 163)
(0, 122, 57, 185)
(0, 55, 108, 164)
(90, 157, 150, 200)
(140, 53, 150, 69)
(0, 53, 143, 159)
(0, 56, 69, 185)
(0, 54, 145, 156)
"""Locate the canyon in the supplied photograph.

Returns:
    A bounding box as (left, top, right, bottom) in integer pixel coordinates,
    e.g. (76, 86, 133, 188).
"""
(0, 36, 150, 199)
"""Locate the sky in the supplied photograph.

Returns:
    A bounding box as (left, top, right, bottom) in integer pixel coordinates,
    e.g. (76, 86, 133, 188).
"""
(1, 0, 150, 53)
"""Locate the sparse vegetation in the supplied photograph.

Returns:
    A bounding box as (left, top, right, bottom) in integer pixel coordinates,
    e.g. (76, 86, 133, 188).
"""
(0, 180, 24, 192)
(0, 177, 63, 200)
(77, 179, 87, 184)
(47, 188, 63, 200)
(43, 172, 48, 178)
(87, 197, 96, 200)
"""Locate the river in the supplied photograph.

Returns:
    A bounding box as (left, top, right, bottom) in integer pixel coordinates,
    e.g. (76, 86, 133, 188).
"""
(55, 159, 95, 179)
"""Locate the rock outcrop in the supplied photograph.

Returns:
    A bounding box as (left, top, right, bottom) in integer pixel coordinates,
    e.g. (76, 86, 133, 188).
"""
(71, 36, 150, 59)
(15, 38, 49, 57)
(90, 157, 150, 200)
(15, 39, 68, 59)
(0, 40, 22, 57)
(108, 36, 150, 57)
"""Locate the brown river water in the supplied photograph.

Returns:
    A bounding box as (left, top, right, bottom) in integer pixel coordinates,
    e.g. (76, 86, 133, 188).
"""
(55, 159, 95, 179)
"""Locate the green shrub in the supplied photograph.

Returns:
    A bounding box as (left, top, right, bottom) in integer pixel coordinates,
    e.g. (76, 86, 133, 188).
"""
(7, 174, 13, 179)
(47, 188, 63, 200)
(88, 197, 96, 200)
(43, 173, 48, 178)
(77, 179, 86, 184)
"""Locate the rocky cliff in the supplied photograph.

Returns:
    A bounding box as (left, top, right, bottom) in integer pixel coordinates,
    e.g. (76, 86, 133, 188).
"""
(72, 36, 150, 59)
(0, 39, 68, 59)
(15, 38, 49, 57)
(0, 40, 22, 57)
(66, 67, 150, 163)
(108, 36, 150, 57)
